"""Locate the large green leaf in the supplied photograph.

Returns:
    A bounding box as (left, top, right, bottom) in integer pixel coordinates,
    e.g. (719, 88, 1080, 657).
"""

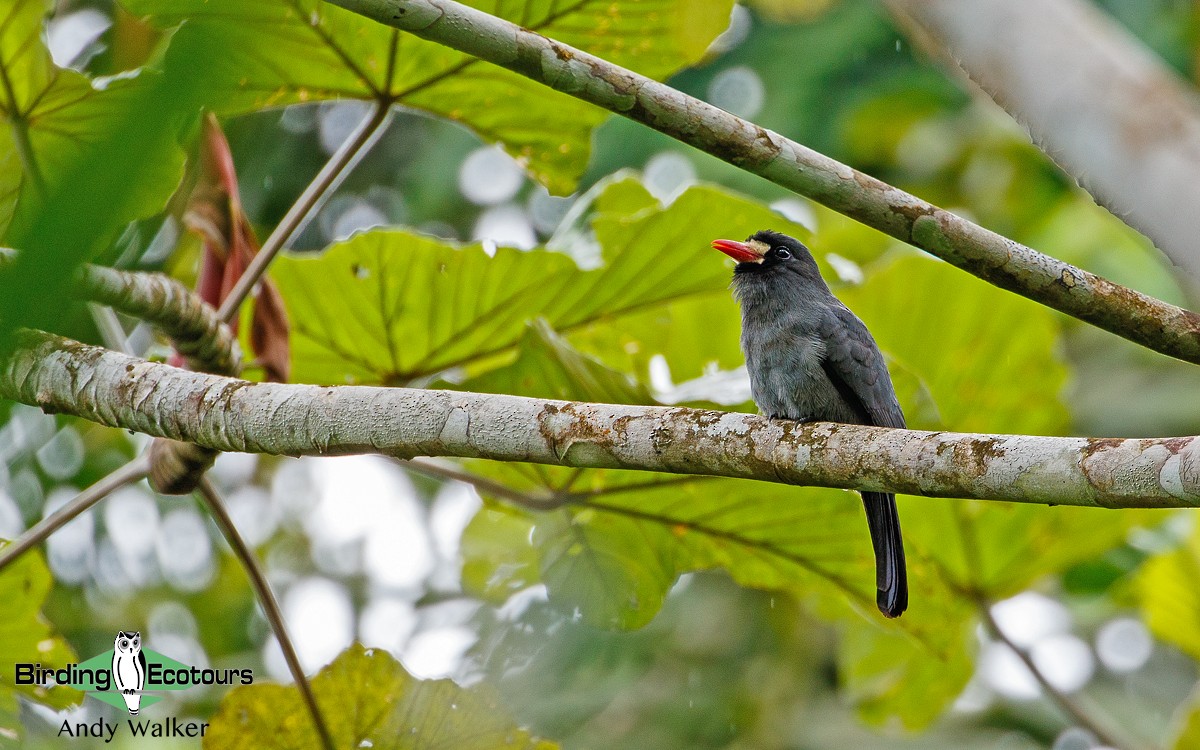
(0, 0, 183, 242)
(0, 543, 80, 741)
(461, 504, 545, 606)
(206, 642, 558, 750)
(0, 2, 188, 342)
(535, 508, 677, 629)
(119, 0, 734, 193)
(271, 179, 809, 385)
(839, 253, 1068, 435)
(837, 607, 975, 730)
(1139, 523, 1200, 663)
(460, 319, 653, 405)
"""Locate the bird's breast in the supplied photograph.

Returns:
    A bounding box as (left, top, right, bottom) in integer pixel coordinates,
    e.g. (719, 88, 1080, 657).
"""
(742, 324, 843, 420)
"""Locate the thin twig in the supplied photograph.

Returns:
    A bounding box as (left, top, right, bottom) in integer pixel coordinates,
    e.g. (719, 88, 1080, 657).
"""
(396, 457, 564, 510)
(217, 100, 393, 324)
(978, 602, 1139, 750)
(195, 477, 335, 750)
(0, 455, 150, 573)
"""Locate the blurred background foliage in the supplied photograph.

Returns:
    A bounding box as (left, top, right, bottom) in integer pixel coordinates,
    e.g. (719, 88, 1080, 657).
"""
(4, 0, 1200, 748)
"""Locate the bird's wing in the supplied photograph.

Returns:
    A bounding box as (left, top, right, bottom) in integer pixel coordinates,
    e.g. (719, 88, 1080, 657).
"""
(819, 303, 909, 617)
(817, 304, 905, 429)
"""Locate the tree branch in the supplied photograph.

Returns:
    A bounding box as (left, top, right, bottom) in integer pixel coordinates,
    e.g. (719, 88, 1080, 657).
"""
(0, 455, 150, 574)
(77, 264, 240, 375)
(978, 601, 1140, 750)
(6, 333, 1200, 509)
(216, 100, 393, 325)
(194, 478, 336, 750)
(321, 0, 1200, 366)
(887, 0, 1200, 281)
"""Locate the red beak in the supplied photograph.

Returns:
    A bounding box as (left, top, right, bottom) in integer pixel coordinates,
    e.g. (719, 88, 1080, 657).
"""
(711, 239, 763, 264)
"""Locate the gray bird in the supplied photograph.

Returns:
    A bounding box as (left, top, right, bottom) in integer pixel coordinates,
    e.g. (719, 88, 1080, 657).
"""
(712, 229, 908, 618)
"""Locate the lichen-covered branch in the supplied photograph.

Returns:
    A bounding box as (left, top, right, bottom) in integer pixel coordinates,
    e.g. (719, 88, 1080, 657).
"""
(0, 251, 240, 375)
(5, 333, 1200, 509)
(73, 260, 235, 493)
(75, 264, 240, 375)
(1, 251, 239, 492)
(888, 0, 1200, 281)
(323, 0, 1200, 365)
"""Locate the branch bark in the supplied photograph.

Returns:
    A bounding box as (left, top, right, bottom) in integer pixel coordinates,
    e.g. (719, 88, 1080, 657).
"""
(6, 333, 1200, 509)
(1, 249, 240, 374)
(321, 0, 1200, 366)
(76, 263, 240, 375)
(887, 0, 1200, 281)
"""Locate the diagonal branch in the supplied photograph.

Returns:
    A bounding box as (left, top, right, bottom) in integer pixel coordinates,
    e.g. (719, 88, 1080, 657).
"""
(6, 333, 1200, 510)
(0, 455, 150, 574)
(195, 478, 336, 750)
(887, 0, 1200, 281)
(216, 100, 393, 325)
(978, 601, 1140, 750)
(322, 0, 1200, 366)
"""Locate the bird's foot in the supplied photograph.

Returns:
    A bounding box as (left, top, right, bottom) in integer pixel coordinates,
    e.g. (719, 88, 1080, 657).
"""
(767, 415, 818, 424)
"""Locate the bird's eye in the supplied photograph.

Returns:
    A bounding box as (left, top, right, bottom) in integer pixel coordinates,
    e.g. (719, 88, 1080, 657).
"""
(120, 641, 127, 648)
(773, 247, 792, 260)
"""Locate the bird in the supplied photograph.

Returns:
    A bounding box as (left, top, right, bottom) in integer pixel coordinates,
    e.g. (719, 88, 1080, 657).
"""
(111, 630, 147, 715)
(712, 229, 908, 618)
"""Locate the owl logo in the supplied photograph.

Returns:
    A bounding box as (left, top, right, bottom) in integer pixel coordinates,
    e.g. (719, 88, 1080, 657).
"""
(111, 631, 147, 715)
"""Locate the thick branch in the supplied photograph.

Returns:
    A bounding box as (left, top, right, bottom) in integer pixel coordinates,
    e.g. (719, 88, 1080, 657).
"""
(322, 0, 1200, 365)
(77, 264, 240, 375)
(0, 250, 240, 374)
(888, 0, 1200, 280)
(5, 334, 1200, 509)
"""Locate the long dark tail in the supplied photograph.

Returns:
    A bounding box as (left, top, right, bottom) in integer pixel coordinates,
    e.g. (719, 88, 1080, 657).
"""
(861, 492, 907, 618)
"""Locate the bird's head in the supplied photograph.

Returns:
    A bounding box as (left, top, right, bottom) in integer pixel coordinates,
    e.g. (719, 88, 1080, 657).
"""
(711, 229, 825, 286)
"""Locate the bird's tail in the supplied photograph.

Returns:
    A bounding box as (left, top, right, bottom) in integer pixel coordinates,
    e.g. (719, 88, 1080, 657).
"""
(861, 492, 908, 618)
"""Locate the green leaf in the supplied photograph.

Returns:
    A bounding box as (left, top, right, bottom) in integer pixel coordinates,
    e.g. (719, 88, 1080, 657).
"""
(840, 253, 1069, 435)
(461, 504, 543, 605)
(0, 544, 81, 741)
(1139, 523, 1200, 663)
(0, 1, 189, 342)
(272, 179, 809, 386)
(120, 0, 734, 193)
(206, 642, 558, 750)
(0, 1, 183, 242)
(536, 508, 676, 629)
(837, 606, 975, 730)
(456, 319, 653, 405)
